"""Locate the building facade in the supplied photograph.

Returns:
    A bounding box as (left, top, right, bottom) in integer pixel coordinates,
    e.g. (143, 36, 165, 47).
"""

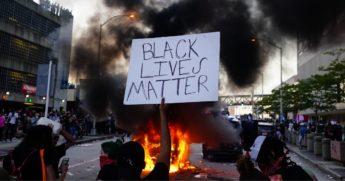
(0, 0, 73, 111)
(297, 12, 345, 118)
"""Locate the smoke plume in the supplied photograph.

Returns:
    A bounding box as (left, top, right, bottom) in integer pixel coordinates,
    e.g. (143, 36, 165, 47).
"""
(258, 0, 345, 48)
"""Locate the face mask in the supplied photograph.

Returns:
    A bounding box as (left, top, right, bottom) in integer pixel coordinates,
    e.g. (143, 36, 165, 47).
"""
(99, 155, 115, 168)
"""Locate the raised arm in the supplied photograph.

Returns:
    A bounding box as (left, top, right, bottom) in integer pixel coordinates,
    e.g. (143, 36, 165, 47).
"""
(60, 129, 75, 149)
(156, 98, 171, 168)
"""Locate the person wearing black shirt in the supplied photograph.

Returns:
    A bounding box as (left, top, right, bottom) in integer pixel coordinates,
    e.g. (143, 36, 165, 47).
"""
(3, 125, 68, 180)
(97, 98, 170, 180)
(249, 136, 314, 180)
(52, 129, 75, 178)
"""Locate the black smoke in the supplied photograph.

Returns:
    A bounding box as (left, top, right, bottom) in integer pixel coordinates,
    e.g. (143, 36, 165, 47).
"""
(102, 0, 263, 87)
(258, 0, 345, 48)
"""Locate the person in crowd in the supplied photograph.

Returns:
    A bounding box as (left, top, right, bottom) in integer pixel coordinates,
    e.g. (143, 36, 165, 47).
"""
(236, 154, 269, 180)
(97, 140, 123, 180)
(279, 123, 286, 140)
(25, 114, 32, 134)
(0, 112, 5, 142)
(237, 136, 314, 180)
(288, 121, 294, 142)
(276, 125, 282, 140)
(68, 115, 78, 139)
(3, 125, 68, 180)
(31, 113, 40, 126)
(333, 121, 342, 141)
(15, 111, 26, 139)
(248, 135, 313, 180)
(52, 128, 75, 179)
(299, 122, 307, 149)
(324, 122, 333, 139)
(97, 98, 170, 180)
(5, 110, 18, 142)
(240, 120, 258, 151)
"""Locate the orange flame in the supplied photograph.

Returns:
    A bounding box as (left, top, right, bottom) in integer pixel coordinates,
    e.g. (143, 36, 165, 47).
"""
(134, 121, 194, 173)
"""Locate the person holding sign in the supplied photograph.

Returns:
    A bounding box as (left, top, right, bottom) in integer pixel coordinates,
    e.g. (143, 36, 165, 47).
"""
(99, 98, 170, 180)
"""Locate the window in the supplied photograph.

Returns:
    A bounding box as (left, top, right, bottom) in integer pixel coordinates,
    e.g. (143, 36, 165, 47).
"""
(0, 0, 61, 36)
(0, 67, 37, 93)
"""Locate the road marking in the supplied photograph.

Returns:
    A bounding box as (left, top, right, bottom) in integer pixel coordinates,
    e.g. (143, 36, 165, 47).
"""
(69, 158, 99, 168)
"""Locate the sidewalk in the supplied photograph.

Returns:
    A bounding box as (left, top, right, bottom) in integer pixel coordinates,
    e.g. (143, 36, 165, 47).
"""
(286, 142, 345, 180)
(0, 135, 114, 159)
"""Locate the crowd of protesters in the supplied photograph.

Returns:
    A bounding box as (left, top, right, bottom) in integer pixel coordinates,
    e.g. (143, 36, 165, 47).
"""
(0, 98, 170, 180)
(282, 119, 344, 143)
(0, 109, 121, 143)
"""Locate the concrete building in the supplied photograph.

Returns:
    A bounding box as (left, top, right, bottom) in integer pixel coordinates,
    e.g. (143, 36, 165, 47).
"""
(0, 0, 73, 111)
(297, 12, 345, 118)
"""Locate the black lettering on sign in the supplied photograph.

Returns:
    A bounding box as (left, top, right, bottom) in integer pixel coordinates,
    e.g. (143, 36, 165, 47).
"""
(188, 38, 199, 58)
(154, 61, 168, 77)
(164, 42, 174, 59)
(178, 59, 191, 76)
(156, 79, 171, 97)
(184, 75, 196, 95)
(169, 61, 178, 76)
(126, 81, 147, 101)
(171, 77, 186, 96)
(143, 42, 166, 60)
(192, 57, 207, 74)
(147, 81, 158, 100)
(142, 43, 153, 60)
(153, 42, 164, 59)
(176, 39, 187, 59)
(135, 35, 211, 102)
(198, 75, 208, 92)
(140, 63, 153, 78)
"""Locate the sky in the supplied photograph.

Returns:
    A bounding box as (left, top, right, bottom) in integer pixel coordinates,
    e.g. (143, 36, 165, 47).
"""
(34, 0, 297, 95)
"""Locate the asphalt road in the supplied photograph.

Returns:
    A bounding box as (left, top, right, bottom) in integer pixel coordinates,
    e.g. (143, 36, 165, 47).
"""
(64, 138, 239, 180)
(63, 138, 334, 180)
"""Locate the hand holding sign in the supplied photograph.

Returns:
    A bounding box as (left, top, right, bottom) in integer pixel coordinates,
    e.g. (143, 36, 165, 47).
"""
(124, 32, 220, 105)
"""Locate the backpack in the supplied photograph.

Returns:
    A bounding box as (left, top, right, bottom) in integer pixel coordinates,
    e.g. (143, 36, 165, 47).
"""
(3, 149, 47, 180)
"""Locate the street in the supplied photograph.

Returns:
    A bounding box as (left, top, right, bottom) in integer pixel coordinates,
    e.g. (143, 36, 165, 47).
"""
(64, 138, 334, 180)
(289, 152, 335, 181)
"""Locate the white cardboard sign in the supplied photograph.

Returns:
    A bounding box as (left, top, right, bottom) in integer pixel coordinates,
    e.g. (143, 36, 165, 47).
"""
(124, 32, 220, 105)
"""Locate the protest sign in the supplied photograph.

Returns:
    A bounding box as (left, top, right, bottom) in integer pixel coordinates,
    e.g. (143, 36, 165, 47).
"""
(124, 32, 220, 105)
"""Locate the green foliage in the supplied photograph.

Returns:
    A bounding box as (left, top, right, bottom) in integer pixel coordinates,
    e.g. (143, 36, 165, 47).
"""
(257, 48, 345, 116)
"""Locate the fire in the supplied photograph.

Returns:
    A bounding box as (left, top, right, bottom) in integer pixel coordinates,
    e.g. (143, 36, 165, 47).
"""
(134, 121, 194, 173)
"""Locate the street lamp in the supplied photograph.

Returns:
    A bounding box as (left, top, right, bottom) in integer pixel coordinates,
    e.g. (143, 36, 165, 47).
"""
(98, 12, 137, 77)
(251, 37, 283, 123)
(93, 12, 137, 135)
(261, 72, 264, 119)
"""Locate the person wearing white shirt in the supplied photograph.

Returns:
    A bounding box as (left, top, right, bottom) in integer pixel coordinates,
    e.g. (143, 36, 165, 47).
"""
(5, 111, 18, 142)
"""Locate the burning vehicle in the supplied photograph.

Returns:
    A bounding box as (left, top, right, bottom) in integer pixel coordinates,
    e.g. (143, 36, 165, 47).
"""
(202, 112, 243, 162)
(133, 120, 194, 174)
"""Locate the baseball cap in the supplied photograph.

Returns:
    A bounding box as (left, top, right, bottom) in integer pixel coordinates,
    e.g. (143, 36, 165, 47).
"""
(37, 117, 62, 135)
(117, 141, 145, 169)
(101, 141, 123, 160)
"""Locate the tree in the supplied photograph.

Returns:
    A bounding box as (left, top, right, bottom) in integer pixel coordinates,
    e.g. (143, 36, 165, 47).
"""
(256, 48, 345, 120)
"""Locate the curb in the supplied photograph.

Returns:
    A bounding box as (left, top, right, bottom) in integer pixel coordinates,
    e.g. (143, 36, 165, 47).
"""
(74, 135, 114, 145)
(286, 144, 343, 180)
(0, 135, 115, 160)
